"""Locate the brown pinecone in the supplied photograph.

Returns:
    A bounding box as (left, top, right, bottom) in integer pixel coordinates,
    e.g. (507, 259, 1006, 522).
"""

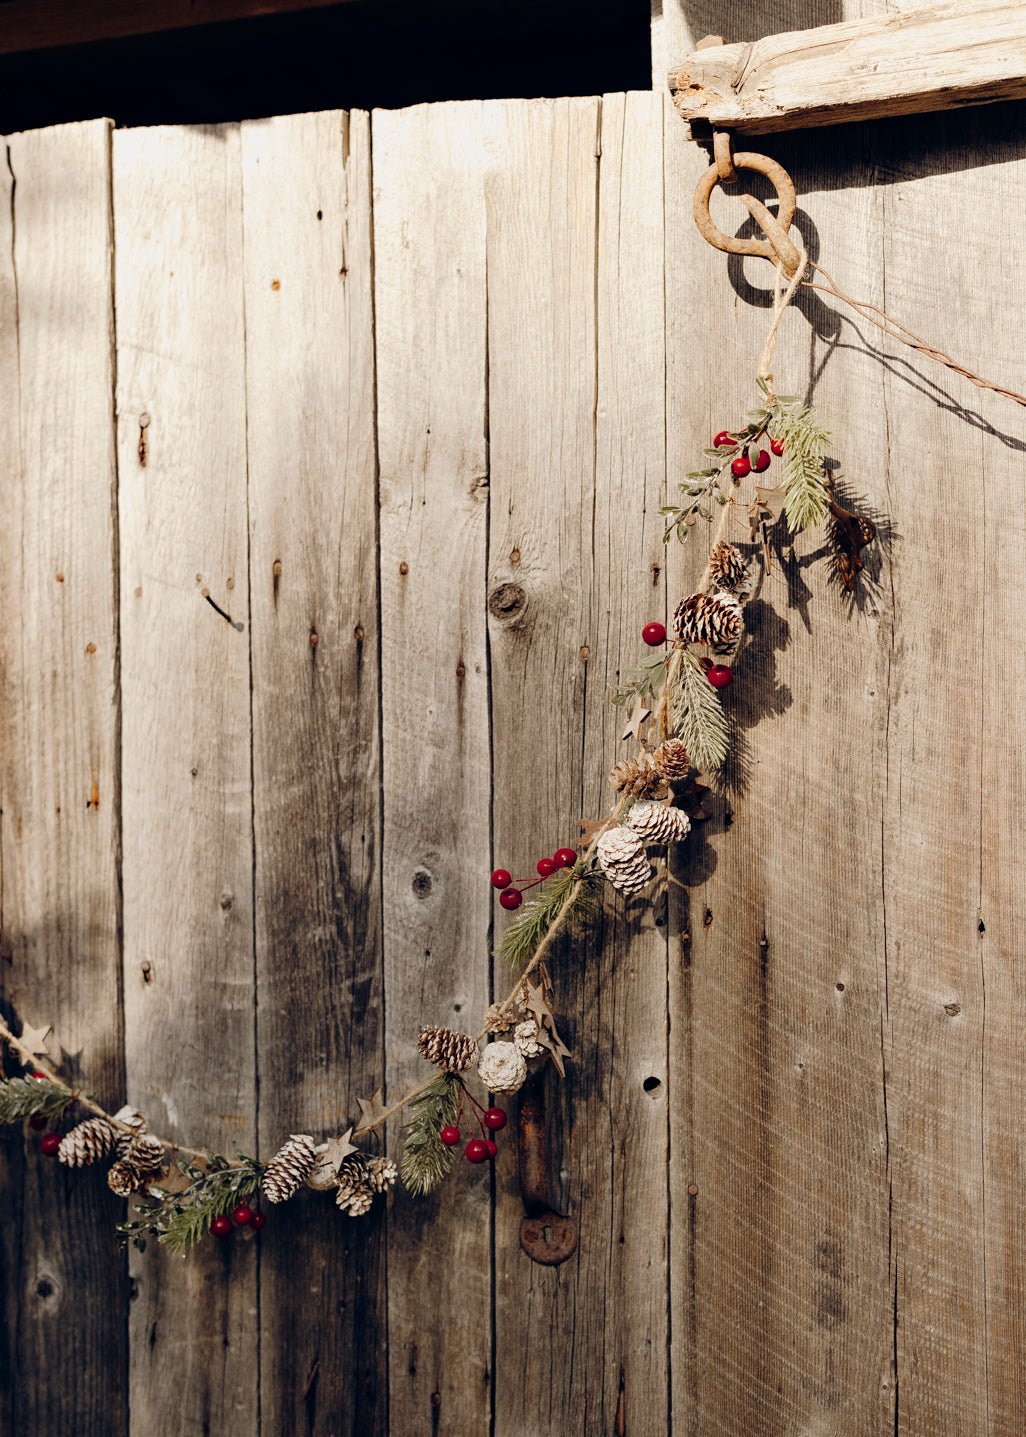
(485, 1003, 514, 1034)
(339, 1185, 374, 1217)
(364, 1156, 398, 1194)
(626, 799, 692, 845)
(335, 1152, 380, 1215)
(111, 1105, 149, 1158)
(673, 591, 743, 655)
(596, 827, 653, 895)
(57, 1117, 117, 1168)
(652, 738, 690, 781)
(513, 1019, 544, 1058)
(106, 1136, 164, 1196)
(708, 542, 748, 593)
(609, 752, 668, 800)
(107, 1160, 144, 1197)
(261, 1133, 317, 1203)
(417, 1026, 478, 1073)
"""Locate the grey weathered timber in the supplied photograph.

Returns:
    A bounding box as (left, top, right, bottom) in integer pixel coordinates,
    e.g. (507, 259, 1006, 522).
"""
(114, 124, 258, 1434)
(373, 101, 494, 1436)
(241, 109, 385, 1435)
(668, 0, 1026, 135)
(0, 119, 127, 1437)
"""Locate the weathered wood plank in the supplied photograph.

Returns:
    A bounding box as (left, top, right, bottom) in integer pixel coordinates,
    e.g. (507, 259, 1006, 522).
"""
(113, 124, 257, 1435)
(241, 107, 385, 1437)
(373, 100, 493, 1436)
(669, 0, 1026, 135)
(0, 119, 126, 1437)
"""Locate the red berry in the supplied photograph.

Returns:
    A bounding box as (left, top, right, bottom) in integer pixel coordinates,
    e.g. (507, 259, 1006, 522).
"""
(483, 1107, 507, 1132)
(708, 665, 733, 689)
(770, 438, 784, 456)
(753, 449, 771, 473)
(536, 857, 556, 878)
(499, 888, 522, 910)
(484, 1140, 498, 1159)
(712, 431, 736, 448)
(232, 1204, 252, 1227)
(39, 1133, 60, 1156)
(552, 847, 577, 869)
(731, 455, 751, 479)
(641, 621, 666, 647)
(491, 868, 512, 889)
(250, 1211, 266, 1231)
(465, 1139, 489, 1164)
(31, 1071, 48, 1080)
(29, 1114, 47, 1131)
(440, 1125, 461, 1146)
(211, 1215, 233, 1238)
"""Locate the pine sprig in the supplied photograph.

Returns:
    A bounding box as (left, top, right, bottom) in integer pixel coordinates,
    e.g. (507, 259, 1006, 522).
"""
(769, 401, 831, 531)
(118, 1152, 262, 1256)
(399, 1072, 462, 1197)
(0, 1076, 76, 1124)
(669, 648, 729, 771)
(495, 865, 601, 970)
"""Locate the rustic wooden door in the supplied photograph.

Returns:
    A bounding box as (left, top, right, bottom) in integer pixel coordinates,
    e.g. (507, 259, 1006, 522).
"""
(2, 7, 1025, 1433)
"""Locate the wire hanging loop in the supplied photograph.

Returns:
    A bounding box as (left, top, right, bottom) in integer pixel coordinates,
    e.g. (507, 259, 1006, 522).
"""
(693, 139, 803, 278)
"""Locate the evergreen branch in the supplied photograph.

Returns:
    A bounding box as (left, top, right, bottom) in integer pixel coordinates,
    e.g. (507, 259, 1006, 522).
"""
(0, 1076, 76, 1123)
(769, 401, 831, 531)
(669, 648, 729, 771)
(118, 1154, 262, 1256)
(495, 864, 602, 970)
(399, 1073, 462, 1197)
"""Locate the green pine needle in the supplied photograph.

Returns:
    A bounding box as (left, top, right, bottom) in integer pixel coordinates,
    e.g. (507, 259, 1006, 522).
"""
(769, 401, 831, 532)
(0, 1076, 75, 1124)
(669, 648, 729, 771)
(117, 1152, 262, 1257)
(495, 865, 601, 971)
(400, 1072, 462, 1197)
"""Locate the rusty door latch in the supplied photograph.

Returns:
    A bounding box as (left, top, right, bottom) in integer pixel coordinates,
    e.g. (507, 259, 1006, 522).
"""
(517, 1067, 578, 1266)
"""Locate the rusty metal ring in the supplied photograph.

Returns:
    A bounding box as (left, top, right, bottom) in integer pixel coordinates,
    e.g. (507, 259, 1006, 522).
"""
(693, 152, 800, 274)
(713, 129, 737, 184)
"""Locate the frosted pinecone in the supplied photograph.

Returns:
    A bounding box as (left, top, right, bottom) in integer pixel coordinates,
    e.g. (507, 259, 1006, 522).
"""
(111, 1105, 149, 1158)
(417, 1025, 478, 1073)
(262, 1133, 317, 1203)
(609, 751, 668, 800)
(513, 1020, 544, 1059)
(485, 1003, 515, 1034)
(339, 1186, 374, 1217)
(107, 1160, 144, 1197)
(707, 542, 748, 594)
(477, 1041, 528, 1095)
(596, 826, 654, 895)
(58, 1117, 117, 1168)
(673, 591, 743, 655)
(652, 739, 690, 781)
(626, 800, 692, 845)
(364, 1156, 398, 1194)
(106, 1136, 164, 1196)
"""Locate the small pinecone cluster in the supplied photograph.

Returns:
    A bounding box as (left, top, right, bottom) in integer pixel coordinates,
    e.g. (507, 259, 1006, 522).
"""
(58, 1116, 117, 1168)
(477, 1041, 528, 1094)
(485, 1003, 515, 1035)
(626, 799, 691, 845)
(609, 751, 668, 800)
(108, 1133, 165, 1197)
(417, 1025, 478, 1073)
(262, 1133, 317, 1203)
(707, 542, 748, 594)
(673, 591, 743, 655)
(596, 827, 653, 896)
(512, 1019, 544, 1059)
(335, 1152, 398, 1217)
(652, 738, 690, 781)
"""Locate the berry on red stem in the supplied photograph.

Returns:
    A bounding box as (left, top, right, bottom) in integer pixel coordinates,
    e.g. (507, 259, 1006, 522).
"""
(713, 431, 736, 448)
(250, 1211, 267, 1231)
(490, 868, 512, 890)
(465, 1138, 489, 1164)
(552, 847, 577, 868)
(753, 450, 771, 473)
(484, 1140, 498, 1159)
(641, 621, 666, 647)
(708, 665, 733, 689)
(499, 888, 522, 910)
(770, 438, 784, 456)
(211, 1215, 233, 1238)
(39, 1133, 60, 1156)
(440, 1125, 461, 1146)
(483, 1107, 507, 1132)
(232, 1204, 253, 1227)
(731, 455, 751, 479)
(536, 857, 556, 878)
(29, 1114, 47, 1131)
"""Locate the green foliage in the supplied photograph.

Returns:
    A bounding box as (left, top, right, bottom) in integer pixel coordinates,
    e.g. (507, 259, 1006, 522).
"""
(669, 648, 729, 771)
(768, 400, 831, 531)
(495, 864, 602, 971)
(399, 1073, 462, 1198)
(610, 650, 673, 710)
(0, 1076, 75, 1124)
(118, 1152, 262, 1257)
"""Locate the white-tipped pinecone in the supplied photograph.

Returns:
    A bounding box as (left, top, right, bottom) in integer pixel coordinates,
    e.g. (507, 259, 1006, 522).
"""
(364, 1156, 398, 1194)
(652, 738, 690, 781)
(334, 1151, 368, 1198)
(596, 826, 654, 895)
(107, 1160, 143, 1197)
(626, 800, 692, 845)
(708, 542, 748, 593)
(609, 751, 668, 800)
(417, 1026, 479, 1073)
(262, 1133, 316, 1203)
(513, 1020, 544, 1059)
(485, 1003, 515, 1034)
(477, 1041, 527, 1095)
(673, 591, 743, 655)
(339, 1185, 374, 1217)
(111, 1105, 149, 1158)
(57, 1117, 117, 1168)
(106, 1135, 164, 1196)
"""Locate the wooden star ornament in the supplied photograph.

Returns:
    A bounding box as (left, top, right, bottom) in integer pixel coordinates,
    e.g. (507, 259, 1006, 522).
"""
(621, 694, 652, 743)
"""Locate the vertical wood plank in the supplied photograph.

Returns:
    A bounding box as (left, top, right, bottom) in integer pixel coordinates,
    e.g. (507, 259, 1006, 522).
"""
(0, 119, 126, 1437)
(373, 101, 493, 1435)
(113, 124, 257, 1435)
(241, 108, 385, 1437)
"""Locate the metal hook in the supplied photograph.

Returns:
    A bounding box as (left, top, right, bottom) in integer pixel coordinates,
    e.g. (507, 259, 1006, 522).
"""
(693, 145, 802, 277)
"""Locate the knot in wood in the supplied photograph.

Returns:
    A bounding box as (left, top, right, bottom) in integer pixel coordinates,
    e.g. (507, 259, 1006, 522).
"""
(488, 582, 527, 623)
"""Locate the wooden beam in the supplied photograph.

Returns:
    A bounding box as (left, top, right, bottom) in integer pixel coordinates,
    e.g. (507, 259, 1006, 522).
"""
(669, 0, 1026, 136)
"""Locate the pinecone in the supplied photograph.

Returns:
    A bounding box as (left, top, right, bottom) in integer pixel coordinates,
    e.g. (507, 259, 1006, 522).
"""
(477, 1041, 528, 1095)
(335, 1152, 381, 1216)
(626, 799, 692, 845)
(485, 1003, 514, 1034)
(107, 1160, 144, 1197)
(672, 591, 743, 655)
(652, 738, 690, 781)
(364, 1156, 398, 1194)
(708, 542, 748, 593)
(512, 1020, 544, 1059)
(106, 1136, 164, 1196)
(57, 1117, 117, 1168)
(596, 826, 654, 895)
(339, 1186, 374, 1217)
(111, 1105, 148, 1158)
(261, 1133, 317, 1203)
(609, 751, 668, 800)
(334, 1151, 369, 1199)
(417, 1026, 478, 1073)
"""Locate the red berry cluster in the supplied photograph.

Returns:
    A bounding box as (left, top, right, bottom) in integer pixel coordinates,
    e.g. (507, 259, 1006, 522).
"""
(491, 847, 577, 910)
(642, 621, 734, 689)
(713, 428, 784, 480)
(212, 1205, 266, 1238)
(440, 1087, 507, 1164)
